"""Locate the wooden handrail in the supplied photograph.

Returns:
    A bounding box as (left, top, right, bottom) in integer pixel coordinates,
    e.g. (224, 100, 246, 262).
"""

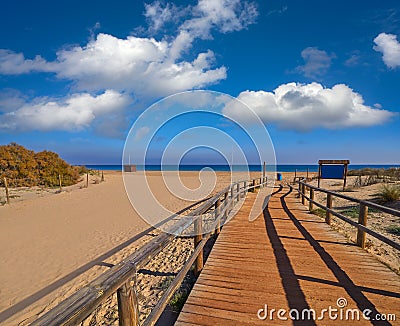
(299, 180, 400, 217)
(291, 181, 400, 251)
(31, 176, 268, 326)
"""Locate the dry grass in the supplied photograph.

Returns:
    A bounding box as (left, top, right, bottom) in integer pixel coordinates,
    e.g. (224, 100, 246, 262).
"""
(377, 184, 400, 203)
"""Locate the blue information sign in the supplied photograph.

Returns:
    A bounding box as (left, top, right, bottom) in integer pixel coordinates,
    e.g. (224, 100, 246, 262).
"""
(320, 165, 345, 179)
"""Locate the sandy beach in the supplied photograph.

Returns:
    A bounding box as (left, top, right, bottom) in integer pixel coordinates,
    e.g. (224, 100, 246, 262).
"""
(0, 170, 260, 325)
(0, 170, 399, 325)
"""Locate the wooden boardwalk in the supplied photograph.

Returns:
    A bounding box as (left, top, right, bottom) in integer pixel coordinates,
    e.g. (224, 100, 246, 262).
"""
(176, 186, 400, 325)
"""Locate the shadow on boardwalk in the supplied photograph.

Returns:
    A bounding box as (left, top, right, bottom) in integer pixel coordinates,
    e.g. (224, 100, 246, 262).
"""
(177, 185, 399, 325)
(264, 185, 393, 325)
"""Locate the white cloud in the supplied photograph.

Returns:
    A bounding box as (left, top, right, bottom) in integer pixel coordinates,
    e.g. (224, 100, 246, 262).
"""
(0, 0, 257, 135)
(135, 126, 150, 140)
(295, 47, 336, 79)
(224, 82, 394, 131)
(0, 33, 226, 98)
(344, 54, 360, 67)
(53, 33, 227, 95)
(373, 33, 400, 68)
(182, 0, 258, 39)
(0, 49, 53, 74)
(144, 1, 186, 33)
(0, 90, 131, 132)
(0, 1, 258, 97)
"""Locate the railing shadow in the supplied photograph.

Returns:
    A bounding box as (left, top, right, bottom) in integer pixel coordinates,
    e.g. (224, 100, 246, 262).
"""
(278, 186, 391, 326)
(263, 185, 317, 325)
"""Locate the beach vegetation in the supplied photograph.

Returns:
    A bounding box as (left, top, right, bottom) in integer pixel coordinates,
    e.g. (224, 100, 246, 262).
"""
(377, 184, 400, 203)
(348, 167, 400, 182)
(311, 208, 325, 219)
(0, 143, 83, 187)
(340, 206, 360, 219)
(387, 225, 400, 236)
(169, 290, 188, 311)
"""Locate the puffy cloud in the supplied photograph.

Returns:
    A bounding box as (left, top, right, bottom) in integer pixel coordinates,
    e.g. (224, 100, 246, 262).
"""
(0, 0, 257, 97)
(0, 90, 131, 132)
(373, 33, 400, 68)
(0, 0, 257, 135)
(295, 47, 336, 79)
(53, 33, 226, 95)
(224, 82, 394, 131)
(0, 34, 226, 97)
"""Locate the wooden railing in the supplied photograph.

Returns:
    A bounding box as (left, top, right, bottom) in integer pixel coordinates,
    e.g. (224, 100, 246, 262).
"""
(291, 180, 400, 251)
(31, 176, 268, 326)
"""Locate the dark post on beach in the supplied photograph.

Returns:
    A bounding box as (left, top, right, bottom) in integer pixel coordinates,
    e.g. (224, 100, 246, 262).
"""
(86, 173, 89, 188)
(4, 177, 10, 205)
(357, 204, 368, 248)
(194, 217, 203, 276)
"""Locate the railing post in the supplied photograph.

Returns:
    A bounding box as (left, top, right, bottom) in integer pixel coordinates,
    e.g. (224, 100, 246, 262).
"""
(326, 193, 332, 225)
(194, 216, 203, 276)
(309, 188, 314, 211)
(117, 279, 139, 326)
(244, 181, 247, 194)
(231, 186, 234, 205)
(215, 198, 221, 237)
(236, 183, 240, 201)
(356, 204, 368, 249)
(223, 191, 228, 223)
(4, 177, 10, 205)
(301, 183, 305, 205)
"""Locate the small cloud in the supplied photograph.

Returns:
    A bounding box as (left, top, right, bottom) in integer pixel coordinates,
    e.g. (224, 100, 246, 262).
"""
(295, 47, 336, 79)
(144, 1, 188, 34)
(266, 6, 288, 16)
(88, 22, 101, 39)
(181, 0, 258, 39)
(344, 54, 360, 67)
(135, 126, 150, 140)
(373, 32, 400, 68)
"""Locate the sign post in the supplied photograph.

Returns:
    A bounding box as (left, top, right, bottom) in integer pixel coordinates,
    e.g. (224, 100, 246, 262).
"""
(318, 160, 350, 191)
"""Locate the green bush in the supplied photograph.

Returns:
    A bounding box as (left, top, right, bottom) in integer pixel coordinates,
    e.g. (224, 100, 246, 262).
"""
(169, 290, 188, 311)
(340, 207, 359, 219)
(0, 143, 82, 187)
(377, 185, 400, 203)
(311, 208, 326, 218)
(387, 225, 400, 236)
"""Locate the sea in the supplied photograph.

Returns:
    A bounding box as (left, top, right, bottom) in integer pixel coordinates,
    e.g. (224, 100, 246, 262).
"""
(84, 164, 400, 172)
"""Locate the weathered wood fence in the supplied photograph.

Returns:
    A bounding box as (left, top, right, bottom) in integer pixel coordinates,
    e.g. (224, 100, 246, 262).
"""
(293, 180, 400, 251)
(31, 176, 268, 326)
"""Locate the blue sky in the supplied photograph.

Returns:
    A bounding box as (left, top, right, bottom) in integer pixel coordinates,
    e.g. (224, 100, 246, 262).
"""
(0, 0, 399, 165)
